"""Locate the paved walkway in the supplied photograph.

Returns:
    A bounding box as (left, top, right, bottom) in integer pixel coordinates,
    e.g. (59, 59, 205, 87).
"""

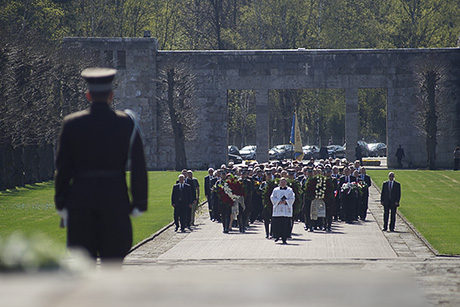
(121, 183, 460, 307)
(124, 183, 434, 264)
(2, 182, 460, 307)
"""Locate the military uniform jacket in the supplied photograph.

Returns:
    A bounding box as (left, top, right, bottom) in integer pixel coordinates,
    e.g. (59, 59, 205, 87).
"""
(54, 102, 148, 213)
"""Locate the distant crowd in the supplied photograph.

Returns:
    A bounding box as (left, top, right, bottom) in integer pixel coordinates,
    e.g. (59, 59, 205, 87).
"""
(172, 157, 373, 243)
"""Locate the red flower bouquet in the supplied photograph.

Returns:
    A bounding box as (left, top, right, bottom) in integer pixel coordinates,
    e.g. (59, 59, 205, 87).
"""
(216, 175, 246, 206)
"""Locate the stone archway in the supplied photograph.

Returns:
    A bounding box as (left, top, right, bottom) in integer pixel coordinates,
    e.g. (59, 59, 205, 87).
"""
(64, 37, 460, 170)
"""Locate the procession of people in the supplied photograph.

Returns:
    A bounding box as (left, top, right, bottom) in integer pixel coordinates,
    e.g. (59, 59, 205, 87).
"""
(173, 156, 387, 244)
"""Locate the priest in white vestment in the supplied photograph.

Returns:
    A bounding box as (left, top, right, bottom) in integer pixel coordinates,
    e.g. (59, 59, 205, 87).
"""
(270, 178, 295, 244)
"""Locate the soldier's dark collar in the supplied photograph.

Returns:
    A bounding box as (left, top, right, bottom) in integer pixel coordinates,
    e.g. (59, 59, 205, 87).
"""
(90, 102, 111, 109)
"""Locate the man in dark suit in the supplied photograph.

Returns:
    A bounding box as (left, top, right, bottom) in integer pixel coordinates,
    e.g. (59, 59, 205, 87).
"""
(250, 169, 264, 223)
(172, 174, 193, 232)
(339, 166, 357, 223)
(358, 167, 372, 221)
(54, 68, 148, 263)
(395, 145, 405, 168)
(179, 169, 196, 229)
(187, 170, 200, 226)
(331, 166, 341, 221)
(241, 168, 254, 232)
(204, 168, 214, 220)
(210, 169, 223, 222)
(355, 143, 363, 165)
(380, 172, 401, 232)
(302, 167, 314, 231)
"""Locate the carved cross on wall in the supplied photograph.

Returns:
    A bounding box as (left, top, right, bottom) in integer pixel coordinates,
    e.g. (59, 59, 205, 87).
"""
(303, 63, 311, 75)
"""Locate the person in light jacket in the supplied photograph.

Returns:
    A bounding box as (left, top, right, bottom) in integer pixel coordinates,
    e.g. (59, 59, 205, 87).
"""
(270, 178, 295, 244)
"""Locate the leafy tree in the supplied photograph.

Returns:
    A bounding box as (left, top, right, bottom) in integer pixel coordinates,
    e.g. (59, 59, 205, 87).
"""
(0, 31, 95, 189)
(0, 0, 67, 40)
(391, 0, 460, 48)
(358, 88, 387, 142)
(414, 56, 447, 169)
(157, 60, 197, 170)
(227, 90, 256, 147)
(268, 89, 345, 146)
(118, 0, 154, 37)
(149, 0, 183, 49)
(320, 0, 393, 49)
(233, 0, 318, 49)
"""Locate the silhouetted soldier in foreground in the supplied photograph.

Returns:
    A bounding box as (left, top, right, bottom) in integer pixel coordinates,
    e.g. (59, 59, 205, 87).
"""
(54, 68, 148, 264)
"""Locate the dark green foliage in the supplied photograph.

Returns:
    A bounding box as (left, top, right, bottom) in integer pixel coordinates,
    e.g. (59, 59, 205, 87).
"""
(0, 30, 97, 189)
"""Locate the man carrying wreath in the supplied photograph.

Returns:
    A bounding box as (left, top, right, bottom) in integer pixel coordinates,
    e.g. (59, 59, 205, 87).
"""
(270, 178, 295, 244)
(339, 166, 357, 224)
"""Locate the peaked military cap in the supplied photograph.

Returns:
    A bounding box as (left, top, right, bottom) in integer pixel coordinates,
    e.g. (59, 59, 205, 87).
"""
(81, 67, 117, 93)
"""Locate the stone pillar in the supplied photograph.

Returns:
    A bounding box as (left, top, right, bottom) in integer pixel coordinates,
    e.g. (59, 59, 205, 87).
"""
(345, 87, 359, 161)
(256, 89, 269, 163)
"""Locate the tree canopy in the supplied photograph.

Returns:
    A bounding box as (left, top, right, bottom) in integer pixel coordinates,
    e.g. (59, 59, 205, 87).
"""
(1, 0, 459, 149)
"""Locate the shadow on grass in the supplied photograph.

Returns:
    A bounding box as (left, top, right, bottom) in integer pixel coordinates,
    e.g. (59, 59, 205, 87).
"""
(1, 181, 54, 196)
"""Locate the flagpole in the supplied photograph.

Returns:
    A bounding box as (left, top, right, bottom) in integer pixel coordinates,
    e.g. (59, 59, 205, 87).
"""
(290, 111, 304, 161)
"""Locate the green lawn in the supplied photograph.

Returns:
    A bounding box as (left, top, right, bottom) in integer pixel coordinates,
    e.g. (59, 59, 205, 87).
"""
(0, 171, 207, 251)
(367, 170, 460, 255)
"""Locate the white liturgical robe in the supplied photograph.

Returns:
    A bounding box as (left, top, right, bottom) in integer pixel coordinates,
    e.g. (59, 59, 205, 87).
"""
(270, 186, 295, 217)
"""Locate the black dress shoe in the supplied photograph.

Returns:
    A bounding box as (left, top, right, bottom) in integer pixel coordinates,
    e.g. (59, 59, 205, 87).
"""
(175, 227, 178, 232)
(274, 238, 279, 242)
(390, 229, 395, 232)
(382, 228, 387, 231)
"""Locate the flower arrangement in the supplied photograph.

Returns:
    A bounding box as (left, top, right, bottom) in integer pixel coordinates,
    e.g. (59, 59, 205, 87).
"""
(253, 180, 265, 194)
(304, 175, 334, 201)
(215, 175, 246, 206)
(357, 181, 369, 191)
(340, 181, 361, 194)
(0, 233, 63, 272)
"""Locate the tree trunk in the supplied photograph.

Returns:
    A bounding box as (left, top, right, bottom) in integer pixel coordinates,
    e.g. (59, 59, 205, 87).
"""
(42, 143, 55, 181)
(0, 147, 5, 190)
(425, 71, 437, 170)
(167, 69, 188, 171)
(23, 145, 39, 184)
(13, 145, 25, 187)
(2, 142, 15, 189)
(37, 143, 55, 181)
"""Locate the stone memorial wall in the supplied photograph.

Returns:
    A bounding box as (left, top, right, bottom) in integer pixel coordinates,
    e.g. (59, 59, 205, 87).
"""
(64, 37, 460, 170)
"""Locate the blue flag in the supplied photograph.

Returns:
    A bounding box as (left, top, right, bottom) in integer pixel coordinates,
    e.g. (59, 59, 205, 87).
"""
(290, 112, 304, 161)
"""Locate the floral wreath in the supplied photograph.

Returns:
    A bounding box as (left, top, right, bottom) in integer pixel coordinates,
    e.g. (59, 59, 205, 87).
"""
(214, 175, 246, 206)
(341, 181, 368, 195)
(304, 175, 334, 201)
